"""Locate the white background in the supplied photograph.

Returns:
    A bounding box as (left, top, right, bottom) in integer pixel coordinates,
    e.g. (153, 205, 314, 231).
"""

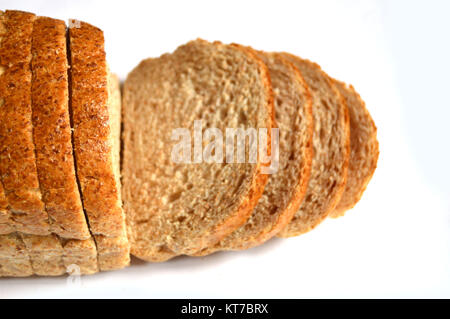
(1, 0, 449, 298)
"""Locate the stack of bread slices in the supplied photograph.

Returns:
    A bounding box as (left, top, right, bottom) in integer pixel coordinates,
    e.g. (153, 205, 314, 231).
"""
(0, 10, 378, 277)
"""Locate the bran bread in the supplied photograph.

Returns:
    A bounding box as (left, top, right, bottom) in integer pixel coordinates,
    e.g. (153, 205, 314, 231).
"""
(330, 80, 379, 217)
(0, 10, 50, 235)
(68, 20, 129, 270)
(94, 73, 130, 271)
(31, 16, 90, 240)
(123, 39, 273, 261)
(278, 54, 350, 237)
(29, 16, 98, 275)
(194, 52, 314, 255)
(68, 20, 127, 238)
(0, 10, 65, 277)
(0, 233, 33, 277)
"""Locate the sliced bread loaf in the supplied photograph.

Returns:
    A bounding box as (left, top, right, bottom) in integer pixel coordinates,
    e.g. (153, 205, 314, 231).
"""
(69, 20, 129, 270)
(194, 52, 314, 255)
(330, 80, 379, 217)
(277, 54, 350, 237)
(123, 39, 273, 261)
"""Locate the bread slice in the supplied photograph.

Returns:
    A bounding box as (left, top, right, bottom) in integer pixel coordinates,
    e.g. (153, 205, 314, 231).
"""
(194, 52, 314, 255)
(0, 10, 50, 236)
(277, 54, 350, 237)
(95, 73, 130, 271)
(31, 16, 91, 240)
(123, 39, 273, 261)
(29, 16, 98, 275)
(0, 10, 64, 276)
(69, 21, 129, 270)
(330, 80, 379, 217)
(0, 233, 33, 277)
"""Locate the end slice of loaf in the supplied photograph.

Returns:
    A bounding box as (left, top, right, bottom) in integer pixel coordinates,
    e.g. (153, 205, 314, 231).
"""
(330, 81, 379, 217)
(69, 21, 129, 270)
(123, 39, 273, 261)
(278, 54, 350, 237)
(194, 52, 314, 255)
(0, 10, 50, 236)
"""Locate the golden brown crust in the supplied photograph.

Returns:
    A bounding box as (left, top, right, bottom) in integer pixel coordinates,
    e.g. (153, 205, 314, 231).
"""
(31, 16, 91, 240)
(0, 10, 50, 235)
(330, 81, 379, 217)
(68, 20, 125, 237)
(277, 54, 350, 237)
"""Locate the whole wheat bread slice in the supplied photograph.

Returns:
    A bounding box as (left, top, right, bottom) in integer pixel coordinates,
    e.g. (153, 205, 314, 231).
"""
(69, 21, 129, 270)
(194, 52, 314, 255)
(0, 10, 50, 236)
(0, 10, 66, 276)
(123, 39, 273, 261)
(29, 16, 98, 275)
(329, 80, 378, 217)
(31, 16, 91, 240)
(278, 54, 350, 237)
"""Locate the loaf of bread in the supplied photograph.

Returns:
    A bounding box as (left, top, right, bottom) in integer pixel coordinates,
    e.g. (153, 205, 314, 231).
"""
(0, 9, 378, 277)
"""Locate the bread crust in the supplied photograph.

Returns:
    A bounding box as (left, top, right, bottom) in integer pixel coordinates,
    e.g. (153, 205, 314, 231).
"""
(277, 54, 350, 237)
(68, 20, 125, 238)
(330, 81, 379, 217)
(0, 10, 50, 235)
